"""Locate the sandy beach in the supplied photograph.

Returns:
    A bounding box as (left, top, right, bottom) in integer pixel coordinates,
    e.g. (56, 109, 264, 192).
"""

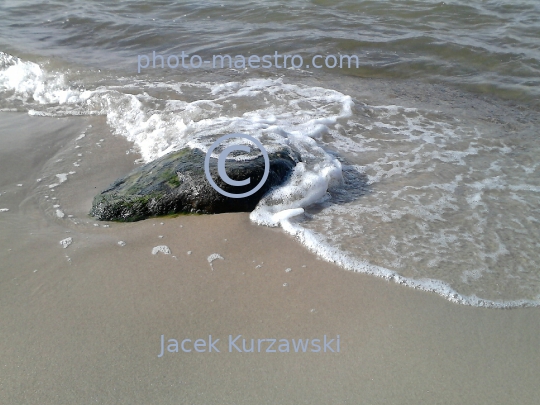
(0, 111, 539, 404)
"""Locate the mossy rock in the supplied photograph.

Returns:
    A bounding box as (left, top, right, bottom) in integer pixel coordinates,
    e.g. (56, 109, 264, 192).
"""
(90, 146, 300, 221)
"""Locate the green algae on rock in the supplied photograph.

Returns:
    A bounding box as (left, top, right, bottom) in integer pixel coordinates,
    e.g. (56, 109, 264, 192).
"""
(90, 147, 300, 221)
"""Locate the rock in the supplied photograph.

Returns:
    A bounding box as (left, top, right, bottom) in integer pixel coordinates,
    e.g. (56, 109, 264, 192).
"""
(90, 146, 300, 222)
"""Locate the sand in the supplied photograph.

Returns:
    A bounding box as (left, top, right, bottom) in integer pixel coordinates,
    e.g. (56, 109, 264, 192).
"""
(1, 112, 539, 405)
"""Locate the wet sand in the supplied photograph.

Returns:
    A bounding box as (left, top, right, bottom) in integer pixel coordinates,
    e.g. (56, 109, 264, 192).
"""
(1, 112, 539, 405)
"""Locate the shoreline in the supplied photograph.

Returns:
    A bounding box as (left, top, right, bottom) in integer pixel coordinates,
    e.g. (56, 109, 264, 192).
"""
(1, 111, 540, 404)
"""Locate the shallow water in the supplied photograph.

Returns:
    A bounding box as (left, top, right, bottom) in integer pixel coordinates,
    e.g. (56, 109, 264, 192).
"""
(1, 0, 539, 306)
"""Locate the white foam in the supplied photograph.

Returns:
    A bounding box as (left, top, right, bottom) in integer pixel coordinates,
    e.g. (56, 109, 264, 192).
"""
(207, 253, 224, 263)
(59, 237, 72, 249)
(251, 161, 341, 227)
(49, 173, 68, 188)
(207, 253, 224, 270)
(0, 53, 91, 105)
(152, 245, 171, 255)
(1, 56, 355, 165)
